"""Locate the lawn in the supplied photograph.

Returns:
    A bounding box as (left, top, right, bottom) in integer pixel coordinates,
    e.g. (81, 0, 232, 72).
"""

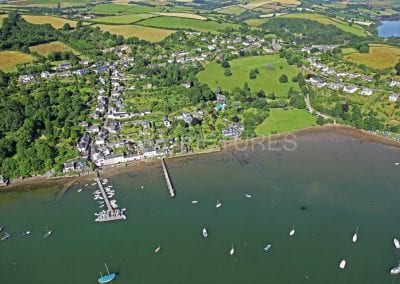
(0, 51, 33, 72)
(89, 13, 156, 24)
(29, 41, 80, 56)
(278, 13, 367, 36)
(91, 3, 162, 14)
(216, 5, 247, 15)
(255, 108, 316, 135)
(137, 16, 239, 34)
(344, 44, 400, 69)
(197, 55, 300, 97)
(22, 15, 77, 29)
(94, 24, 174, 42)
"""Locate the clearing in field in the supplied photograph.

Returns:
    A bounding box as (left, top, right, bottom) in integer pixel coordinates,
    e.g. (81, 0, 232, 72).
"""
(89, 13, 156, 24)
(255, 108, 316, 135)
(0, 51, 33, 72)
(137, 16, 239, 34)
(94, 24, 174, 42)
(243, 0, 300, 10)
(0, 14, 6, 27)
(22, 15, 77, 29)
(278, 13, 367, 36)
(197, 55, 299, 97)
(154, 12, 207, 20)
(344, 44, 400, 69)
(91, 3, 162, 14)
(29, 41, 80, 56)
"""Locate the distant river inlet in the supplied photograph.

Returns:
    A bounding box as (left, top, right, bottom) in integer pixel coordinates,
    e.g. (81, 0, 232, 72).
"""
(0, 129, 400, 284)
(378, 21, 400, 38)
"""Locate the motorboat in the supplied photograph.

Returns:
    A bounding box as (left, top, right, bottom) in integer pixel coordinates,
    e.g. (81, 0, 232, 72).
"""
(394, 238, 400, 249)
(43, 226, 52, 239)
(1, 232, 10, 241)
(98, 263, 117, 284)
(229, 244, 235, 255)
(216, 200, 222, 208)
(192, 200, 198, 204)
(391, 263, 400, 275)
(77, 188, 83, 193)
(0, 226, 3, 232)
(264, 244, 272, 252)
(202, 228, 208, 238)
(154, 245, 161, 253)
(352, 226, 358, 243)
(23, 230, 31, 236)
(289, 225, 295, 236)
(245, 194, 252, 198)
(339, 259, 346, 269)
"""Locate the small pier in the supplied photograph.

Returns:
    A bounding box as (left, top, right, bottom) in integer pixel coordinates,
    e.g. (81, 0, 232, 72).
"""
(161, 158, 175, 198)
(94, 177, 126, 222)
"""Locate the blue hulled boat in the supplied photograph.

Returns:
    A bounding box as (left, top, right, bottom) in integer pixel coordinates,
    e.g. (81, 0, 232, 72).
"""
(97, 263, 117, 284)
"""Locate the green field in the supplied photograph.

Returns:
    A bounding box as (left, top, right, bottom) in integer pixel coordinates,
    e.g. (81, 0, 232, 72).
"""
(94, 24, 174, 42)
(7, 0, 89, 7)
(137, 16, 239, 33)
(197, 55, 299, 97)
(29, 41, 80, 56)
(255, 108, 316, 135)
(89, 13, 156, 24)
(0, 14, 6, 27)
(278, 13, 367, 36)
(91, 4, 162, 14)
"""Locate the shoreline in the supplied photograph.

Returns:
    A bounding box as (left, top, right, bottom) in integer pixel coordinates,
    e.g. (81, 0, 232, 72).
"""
(1, 124, 399, 192)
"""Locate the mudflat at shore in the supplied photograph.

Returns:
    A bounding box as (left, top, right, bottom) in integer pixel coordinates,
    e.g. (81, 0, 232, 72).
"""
(2, 124, 399, 192)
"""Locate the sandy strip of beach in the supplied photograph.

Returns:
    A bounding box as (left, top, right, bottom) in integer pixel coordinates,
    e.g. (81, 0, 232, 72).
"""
(1, 125, 399, 192)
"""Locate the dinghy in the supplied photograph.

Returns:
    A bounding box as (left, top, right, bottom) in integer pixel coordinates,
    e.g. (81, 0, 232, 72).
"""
(229, 244, 235, 256)
(394, 238, 400, 249)
(339, 259, 346, 269)
(352, 226, 358, 243)
(98, 263, 117, 284)
(202, 228, 208, 238)
(216, 200, 222, 208)
(154, 244, 161, 253)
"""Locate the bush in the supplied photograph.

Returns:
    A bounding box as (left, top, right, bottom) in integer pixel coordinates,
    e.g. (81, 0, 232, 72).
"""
(279, 74, 288, 83)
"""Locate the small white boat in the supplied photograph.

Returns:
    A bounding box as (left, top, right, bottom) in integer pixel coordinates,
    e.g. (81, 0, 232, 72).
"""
(289, 225, 295, 236)
(84, 184, 88, 187)
(394, 162, 400, 166)
(229, 244, 235, 255)
(245, 194, 252, 198)
(140, 185, 144, 189)
(43, 226, 52, 239)
(394, 238, 400, 249)
(391, 263, 400, 275)
(202, 228, 208, 238)
(77, 188, 83, 193)
(92, 183, 97, 186)
(264, 244, 272, 252)
(216, 200, 222, 208)
(0, 226, 3, 232)
(352, 226, 358, 243)
(1, 232, 10, 241)
(339, 259, 346, 269)
(192, 200, 198, 204)
(154, 244, 161, 253)
(23, 230, 31, 236)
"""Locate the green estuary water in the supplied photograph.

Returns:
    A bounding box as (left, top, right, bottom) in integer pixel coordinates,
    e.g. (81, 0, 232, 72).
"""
(1, 132, 400, 284)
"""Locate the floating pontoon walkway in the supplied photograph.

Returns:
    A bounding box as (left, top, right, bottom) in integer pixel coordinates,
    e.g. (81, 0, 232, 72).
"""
(94, 177, 126, 222)
(161, 159, 175, 198)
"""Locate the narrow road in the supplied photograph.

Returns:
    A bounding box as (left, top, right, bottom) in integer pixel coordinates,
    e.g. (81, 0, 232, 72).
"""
(304, 94, 333, 121)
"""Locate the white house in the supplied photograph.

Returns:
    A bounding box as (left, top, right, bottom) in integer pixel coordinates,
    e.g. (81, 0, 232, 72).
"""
(389, 93, 399, 102)
(360, 88, 373, 96)
(343, 85, 359, 94)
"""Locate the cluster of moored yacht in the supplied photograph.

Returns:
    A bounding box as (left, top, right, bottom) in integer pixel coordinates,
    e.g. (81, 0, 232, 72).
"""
(0, 225, 52, 241)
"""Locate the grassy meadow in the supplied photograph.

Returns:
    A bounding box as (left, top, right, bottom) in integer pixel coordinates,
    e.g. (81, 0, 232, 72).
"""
(255, 108, 316, 135)
(0, 14, 6, 27)
(278, 13, 367, 36)
(0, 51, 33, 72)
(90, 3, 162, 14)
(137, 16, 239, 34)
(90, 13, 156, 24)
(197, 55, 300, 97)
(22, 15, 77, 29)
(154, 12, 208, 20)
(345, 44, 400, 69)
(29, 41, 80, 56)
(94, 24, 174, 42)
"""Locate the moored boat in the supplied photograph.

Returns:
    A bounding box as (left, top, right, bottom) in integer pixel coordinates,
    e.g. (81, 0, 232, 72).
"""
(43, 226, 52, 239)
(202, 228, 208, 238)
(289, 225, 295, 236)
(154, 244, 161, 253)
(352, 226, 358, 243)
(264, 244, 272, 252)
(216, 200, 222, 208)
(229, 244, 235, 255)
(1, 232, 10, 241)
(394, 238, 400, 249)
(339, 259, 346, 269)
(391, 263, 400, 275)
(98, 263, 117, 284)
(191, 200, 198, 204)
(245, 194, 252, 198)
